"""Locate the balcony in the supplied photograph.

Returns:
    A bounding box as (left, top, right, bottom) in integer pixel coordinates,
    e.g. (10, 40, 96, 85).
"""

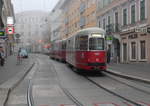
(106, 23, 121, 34)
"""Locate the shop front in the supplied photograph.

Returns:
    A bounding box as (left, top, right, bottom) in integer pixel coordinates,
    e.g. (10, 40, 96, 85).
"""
(120, 26, 150, 63)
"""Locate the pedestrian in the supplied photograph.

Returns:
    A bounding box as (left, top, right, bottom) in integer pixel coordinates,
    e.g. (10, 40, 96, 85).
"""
(0, 46, 5, 66)
(107, 47, 111, 64)
(16, 48, 22, 65)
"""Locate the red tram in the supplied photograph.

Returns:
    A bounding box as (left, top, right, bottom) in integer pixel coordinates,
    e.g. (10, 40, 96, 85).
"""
(50, 27, 107, 71)
(50, 39, 66, 62)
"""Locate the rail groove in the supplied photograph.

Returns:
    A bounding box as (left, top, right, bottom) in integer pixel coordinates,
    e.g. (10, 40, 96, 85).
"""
(84, 76, 143, 106)
(27, 80, 34, 106)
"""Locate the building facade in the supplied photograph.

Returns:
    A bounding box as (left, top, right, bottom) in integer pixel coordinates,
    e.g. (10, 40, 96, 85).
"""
(0, 0, 4, 29)
(0, 0, 15, 56)
(49, 0, 66, 42)
(60, 0, 97, 39)
(97, 0, 150, 63)
(15, 11, 50, 52)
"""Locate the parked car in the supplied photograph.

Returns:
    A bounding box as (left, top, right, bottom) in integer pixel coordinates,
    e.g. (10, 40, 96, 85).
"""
(20, 49, 28, 58)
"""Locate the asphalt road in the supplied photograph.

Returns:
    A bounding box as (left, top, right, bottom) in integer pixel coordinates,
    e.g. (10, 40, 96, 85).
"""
(5, 54, 150, 106)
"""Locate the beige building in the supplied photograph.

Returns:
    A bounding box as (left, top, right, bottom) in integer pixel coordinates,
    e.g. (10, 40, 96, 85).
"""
(97, 0, 150, 63)
(60, 0, 97, 39)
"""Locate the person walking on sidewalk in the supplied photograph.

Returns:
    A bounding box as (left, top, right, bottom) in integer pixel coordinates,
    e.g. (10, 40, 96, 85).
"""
(107, 47, 111, 64)
(0, 46, 5, 66)
(17, 48, 22, 65)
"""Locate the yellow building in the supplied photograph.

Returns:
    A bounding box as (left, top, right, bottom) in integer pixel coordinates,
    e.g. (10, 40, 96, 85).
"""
(61, 0, 97, 39)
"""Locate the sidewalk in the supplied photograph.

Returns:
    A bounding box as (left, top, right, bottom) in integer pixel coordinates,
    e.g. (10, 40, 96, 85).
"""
(107, 63, 150, 81)
(0, 54, 35, 106)
(0, 54, 33, 85)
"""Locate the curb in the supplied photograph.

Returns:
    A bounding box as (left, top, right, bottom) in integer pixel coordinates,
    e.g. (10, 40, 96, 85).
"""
(105, 69, 150, 84)
(0, 62, 35, 106)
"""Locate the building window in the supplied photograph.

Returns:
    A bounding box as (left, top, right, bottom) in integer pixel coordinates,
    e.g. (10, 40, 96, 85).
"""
(140, 0, 145, 21)
(123, 43, 127, 62)
(131, 42, 136, 59)
(115, 12, 119, 31)
(99, 21, 101, 28)
(115, 12, 118, 24)
(108, 16, 111, 25)
(140, 40, 146, 59)
(131, 5, 136, 24)
(123, 8, 127, 26)
(103, 18, 106, 30)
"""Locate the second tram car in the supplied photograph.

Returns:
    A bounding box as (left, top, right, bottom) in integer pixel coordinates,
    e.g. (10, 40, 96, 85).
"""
(50, 39, 66, 62)
(66, 27, 106, 71)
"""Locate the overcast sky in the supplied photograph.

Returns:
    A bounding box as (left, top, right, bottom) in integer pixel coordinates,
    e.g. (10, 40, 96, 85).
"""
(12, 0, 59, 13)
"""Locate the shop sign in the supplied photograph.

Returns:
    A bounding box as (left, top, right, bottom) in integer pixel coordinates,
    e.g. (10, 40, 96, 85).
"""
(134, 27, 147, 33)
(128, 34, 138, 39)
(7, 17, 14, 26)
(106, 36, 113, 44)
(147, 27, 150, 33)
(106, 36, 113, 41)
(0, 31, 5, 37)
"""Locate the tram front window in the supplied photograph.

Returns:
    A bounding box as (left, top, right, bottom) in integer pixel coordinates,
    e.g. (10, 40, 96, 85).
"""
(89, 38, 104, 50)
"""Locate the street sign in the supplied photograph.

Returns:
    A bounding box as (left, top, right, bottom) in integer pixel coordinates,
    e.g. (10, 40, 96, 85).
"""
(6, 27, 14, 34)
(0, 31, 5, 37)
(15, 34, 21, 38)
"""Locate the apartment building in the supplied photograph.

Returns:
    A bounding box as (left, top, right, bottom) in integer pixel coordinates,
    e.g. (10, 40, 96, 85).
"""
(49, 0, 66, 41)
(0, 0, 4, 29)
(60, 0, 97, 39)
(15, 11, 49, 52)
(0, 0, 15, 56)
(97, 0, 150, 63)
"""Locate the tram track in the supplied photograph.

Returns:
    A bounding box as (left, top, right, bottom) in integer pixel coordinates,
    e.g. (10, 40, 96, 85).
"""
(52, 60, 141, 106)
(50, 59, 150, 106)
(84, 76, 143, 106)
(27, 80, 34, 106)
(51, 60, 84, 106)
(103, 72, 150, 95)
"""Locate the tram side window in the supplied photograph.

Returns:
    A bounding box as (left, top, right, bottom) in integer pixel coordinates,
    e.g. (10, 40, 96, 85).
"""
(79, 36, 88, 50)
(67, 40, 71, 50)
(75, 36, 80, 50)
(62, 42, 66, 50)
